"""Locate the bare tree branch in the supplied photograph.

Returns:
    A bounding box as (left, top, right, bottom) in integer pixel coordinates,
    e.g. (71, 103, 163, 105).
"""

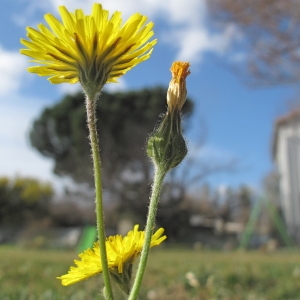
(208, 0, 300, 85)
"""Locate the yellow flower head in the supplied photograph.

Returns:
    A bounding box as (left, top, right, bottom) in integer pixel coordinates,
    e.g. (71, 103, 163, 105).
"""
(20, 3, 157, 92)
(57, 225, 166, 286)
(167, 61, 191, 113)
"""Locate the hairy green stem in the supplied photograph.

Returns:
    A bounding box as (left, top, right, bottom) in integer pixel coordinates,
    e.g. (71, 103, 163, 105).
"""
(85, 92, 114, 300)
(128, 167, 166, 300)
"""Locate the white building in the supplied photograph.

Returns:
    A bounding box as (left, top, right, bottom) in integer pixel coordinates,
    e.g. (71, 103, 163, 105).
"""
(273, 109, 300, 243)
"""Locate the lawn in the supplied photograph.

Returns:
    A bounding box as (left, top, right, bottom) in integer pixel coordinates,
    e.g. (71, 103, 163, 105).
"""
(0, 245, 300, 299)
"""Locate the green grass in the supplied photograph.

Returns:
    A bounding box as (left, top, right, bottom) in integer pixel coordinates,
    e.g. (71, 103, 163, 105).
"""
(1, 245, 300, 299)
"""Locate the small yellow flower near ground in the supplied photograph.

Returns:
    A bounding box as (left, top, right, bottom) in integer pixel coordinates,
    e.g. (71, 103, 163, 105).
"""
(57, 225, 166, 287)
(20, 3, 156, 92)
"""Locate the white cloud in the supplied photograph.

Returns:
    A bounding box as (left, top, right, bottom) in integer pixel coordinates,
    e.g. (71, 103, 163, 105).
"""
(162, 27, 211, 63)
(0, 140, 54, 180)
(162, 16, 238, 63)
(57, 78, 127, 95)
(103, 78, 127, 93)
(12, 0, 51, 26)
(0, 46, 28, 96)
(24, 0, 235, 65)
(58, 82, 81, 95)
(188, 143, 235, 162)
(0, 95, 55, 182)
(46, 0, 206, 25)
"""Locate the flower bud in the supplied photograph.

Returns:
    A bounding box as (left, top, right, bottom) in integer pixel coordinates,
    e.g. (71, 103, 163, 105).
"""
(147, 61, 190, 172)
(167, 61, 190, 113)
(147, 111, 187, 172)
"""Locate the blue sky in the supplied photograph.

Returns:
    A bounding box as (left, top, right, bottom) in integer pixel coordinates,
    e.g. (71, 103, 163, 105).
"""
(0, 0, 296, 192)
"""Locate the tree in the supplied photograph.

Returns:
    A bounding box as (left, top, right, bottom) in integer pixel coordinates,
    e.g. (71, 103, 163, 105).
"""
(208, 0, 300, 85)
(155, 149, 236, 240)
(263, 170, 281, 206)
(30, 87, 193, 184)
(0, 176, 53, 225)
(29, 87, 193, 222)
(237, 185, 252, 223)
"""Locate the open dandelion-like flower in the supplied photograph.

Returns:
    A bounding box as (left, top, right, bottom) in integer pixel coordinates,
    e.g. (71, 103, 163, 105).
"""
(20, 3, 156, 92)
(57, 225, 166, 287)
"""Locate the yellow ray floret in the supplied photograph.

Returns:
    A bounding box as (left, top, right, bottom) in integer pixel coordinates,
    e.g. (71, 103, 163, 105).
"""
(20, 3, 157, 88)
(57, 225, 166, 286)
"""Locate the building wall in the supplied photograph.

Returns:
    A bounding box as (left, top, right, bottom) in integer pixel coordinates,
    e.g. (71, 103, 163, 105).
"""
(276, 117, 300, 242)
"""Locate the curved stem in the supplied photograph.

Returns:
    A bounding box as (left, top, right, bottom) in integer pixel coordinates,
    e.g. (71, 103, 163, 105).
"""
(128, 167, 166, 300)
(85, 93, 114, 300)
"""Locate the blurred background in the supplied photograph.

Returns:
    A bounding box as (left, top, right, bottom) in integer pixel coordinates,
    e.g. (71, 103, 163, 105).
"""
(1, 1, 300, 299)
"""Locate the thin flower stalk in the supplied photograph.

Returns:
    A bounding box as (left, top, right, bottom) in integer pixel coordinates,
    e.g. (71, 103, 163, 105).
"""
(128, 167, 166, 300)
(130, 61, 190, 299)
(20, 3, 157, 299)
(85, 90, 113, 298)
